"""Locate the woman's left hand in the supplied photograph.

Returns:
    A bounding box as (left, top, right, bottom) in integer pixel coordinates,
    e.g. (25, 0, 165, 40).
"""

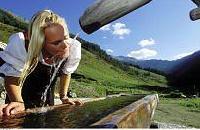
(61, 97, 83, 106)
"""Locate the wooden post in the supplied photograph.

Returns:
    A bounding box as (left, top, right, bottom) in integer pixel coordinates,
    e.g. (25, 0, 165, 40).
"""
(190, 7, 200, 21)
(79, 0, 152, 34)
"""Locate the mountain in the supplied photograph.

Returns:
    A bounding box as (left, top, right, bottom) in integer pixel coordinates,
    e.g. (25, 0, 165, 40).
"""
(169, 50, 200, 74)
(115, 51, 200, 94)
(115, 56, 178, 74)
(115, 51, 200, 74)
(0, 8, 167, 97)
(168, 50, 200, 94)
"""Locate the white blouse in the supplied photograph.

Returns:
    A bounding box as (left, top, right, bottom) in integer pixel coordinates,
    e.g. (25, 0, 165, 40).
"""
(0, 32, 81, 77)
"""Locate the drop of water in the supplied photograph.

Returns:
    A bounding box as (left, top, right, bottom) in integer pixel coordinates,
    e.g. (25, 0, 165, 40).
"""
(39, 107, 48, 113)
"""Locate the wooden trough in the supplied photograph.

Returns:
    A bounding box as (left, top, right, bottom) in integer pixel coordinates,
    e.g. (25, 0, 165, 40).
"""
(0, 94, 158, 128)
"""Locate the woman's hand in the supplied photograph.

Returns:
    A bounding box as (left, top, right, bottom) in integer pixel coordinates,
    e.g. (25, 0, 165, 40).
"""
(60, 97, 83, 106)
(0, 104, 8, 116)
(0, 102, 25, 117)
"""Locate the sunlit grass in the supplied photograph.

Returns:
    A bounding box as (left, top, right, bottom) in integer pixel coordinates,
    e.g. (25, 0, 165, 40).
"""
(179, 98, 200, 110)
(153, 98, 200, 128)
(66, 49, 167, 97)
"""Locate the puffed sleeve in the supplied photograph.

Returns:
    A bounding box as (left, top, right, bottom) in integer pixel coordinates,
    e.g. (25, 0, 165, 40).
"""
(0, 32, 27, 77)
(61, 38, 81, 75)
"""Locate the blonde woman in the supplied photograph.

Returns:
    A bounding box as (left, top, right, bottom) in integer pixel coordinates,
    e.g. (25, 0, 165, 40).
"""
(0, 10, 82, 116)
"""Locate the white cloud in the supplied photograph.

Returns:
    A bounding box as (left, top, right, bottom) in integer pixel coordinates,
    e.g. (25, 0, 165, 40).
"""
(127, 48, 157, 60)
(119, 36, 124, 39)
(172, 51, 195, 60)
(112, 22, 131, 39)
(100, 24, 111, 31)
(100, 22, 131, 39)
(103, 36, 107, 39)
(106, 49, 114, 54)
(138, 38, 155, 47)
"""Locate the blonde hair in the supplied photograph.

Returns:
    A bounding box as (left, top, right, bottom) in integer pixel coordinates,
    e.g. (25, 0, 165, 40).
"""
(19, 10, 69, 88)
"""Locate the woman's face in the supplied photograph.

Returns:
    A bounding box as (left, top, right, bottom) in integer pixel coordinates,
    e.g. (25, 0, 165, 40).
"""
(43, 24, 69, 60)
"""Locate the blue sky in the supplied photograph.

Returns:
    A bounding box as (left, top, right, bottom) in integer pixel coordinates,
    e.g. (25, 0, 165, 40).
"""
(0, 0, 199, 60)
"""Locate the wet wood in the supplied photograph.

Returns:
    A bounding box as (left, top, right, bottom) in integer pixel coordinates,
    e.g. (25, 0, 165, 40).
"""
(91, 94, 159, 128)
(0, 95, 158, 128)
(0, 97, 106, 119)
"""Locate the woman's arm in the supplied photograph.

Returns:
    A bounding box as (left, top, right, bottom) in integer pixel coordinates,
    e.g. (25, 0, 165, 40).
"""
(0, 32, 27, 117)
(0, 76, 25, 117)
(59, 38, 82, 105)
(59, 74, 71, 100)
(59, 74, 83, 105)
(4, 76, 23, 102)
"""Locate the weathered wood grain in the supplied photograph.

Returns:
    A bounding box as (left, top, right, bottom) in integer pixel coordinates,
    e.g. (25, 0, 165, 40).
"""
(79, 0, 152, 34)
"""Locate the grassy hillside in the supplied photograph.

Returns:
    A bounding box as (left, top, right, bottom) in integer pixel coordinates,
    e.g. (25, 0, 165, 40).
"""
(0, 8, 28, 30)
(0, 8, 28, 42)
(0, 22, 22, 43)
(68, 48, 167, 97)
(0, 8, 167, 97)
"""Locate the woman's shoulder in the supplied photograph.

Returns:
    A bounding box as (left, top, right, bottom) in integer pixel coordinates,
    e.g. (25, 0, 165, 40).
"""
(9, 32, 25, 42)
(5, 32, 25, 49)
(7, 32, 25, 45)
(0, 32, 27, 71)
(4, 32, 26, 54)
(67, 38, 81, 46)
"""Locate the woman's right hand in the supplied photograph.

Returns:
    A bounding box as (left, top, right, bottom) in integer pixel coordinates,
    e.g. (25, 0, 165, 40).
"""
(0, 102, 25, 117)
